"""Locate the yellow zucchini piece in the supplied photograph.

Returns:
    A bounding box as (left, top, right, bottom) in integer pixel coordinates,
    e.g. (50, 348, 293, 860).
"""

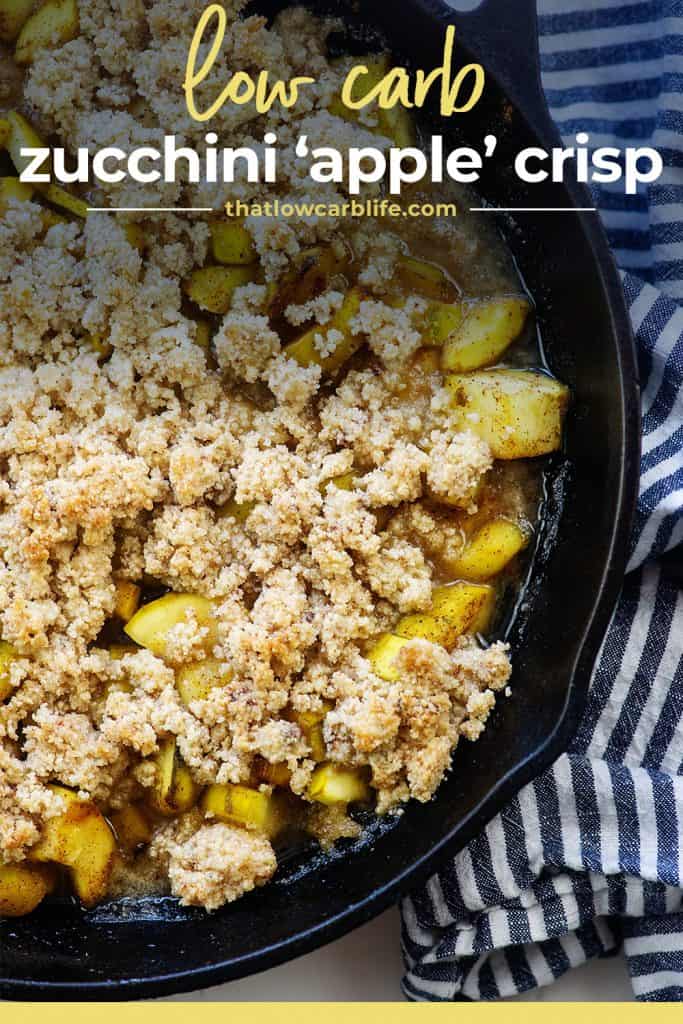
(201, 783, 284, 837)
(328, 94, 354, 123)
(0, 862, 56, 918)
(394, 611, 456, 648)
(285, 288, 364, 375)
(360, 53, 392, 82)
(5, 123, 83, 219)
(216, 498, 255, 523)
(194, 320, 211, 354)
(322, 471, 356, 494)
(113, 580, 141, 623)
(175, 657, 229, 706)
(268, 244, 350, 323)
(149, 737, 201, 816)
(331, 471, 356, 491)
(396, 582, 496, 648)
(380, 103, 416, 148)
(441, 297, 531, 372)
(151, 737, 178, 814)
(449, 519, 528, 582)
(170, 763, 200, 813)
(0, 176, 33, 210)
(123, 222, 145, 252)
(424, 300, 465, 345)
(86, 333, 112, 360)
(210, 221, 257, 265)
(124, 593, 218, 659)
(397, 255, 458, 303)
(447, 369, 570, 460)
(108, 643, 137, 660)
(432, 581, 496, 632)
(44, 183, 87, 218)
(29, 785, 116, 907)
(0, 0, 34, 42)
(367, 633, 412, 682)
(5, 111, 46, 183)
(0, 639, 17, 701)
(109, 804, 152, 852)
(183, 264, 256, 314)
(252, 758, 291, 788)
(432, 581, 497, 618)
(308, 764, 370, 806)
(330, 54, 414, 145)
(288, 708, 327, 762)
(15, 0, 79, 64)
(264, 279, 278, 309)
(328, 54, 390, 125)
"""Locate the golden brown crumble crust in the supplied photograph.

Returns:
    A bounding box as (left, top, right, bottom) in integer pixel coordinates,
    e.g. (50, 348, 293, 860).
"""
(0, 1, 513, 910)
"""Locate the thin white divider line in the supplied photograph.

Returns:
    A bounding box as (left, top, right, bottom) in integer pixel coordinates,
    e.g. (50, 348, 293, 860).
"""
(469, 207, 597, 213)
(87, 207, 215, 212)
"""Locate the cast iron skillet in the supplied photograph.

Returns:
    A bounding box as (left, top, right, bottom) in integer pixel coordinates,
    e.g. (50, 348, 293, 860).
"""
(0, 0, 640, 1000)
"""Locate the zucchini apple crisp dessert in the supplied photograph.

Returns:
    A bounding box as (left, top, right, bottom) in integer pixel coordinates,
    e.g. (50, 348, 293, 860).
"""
(0, 0, 569, 916)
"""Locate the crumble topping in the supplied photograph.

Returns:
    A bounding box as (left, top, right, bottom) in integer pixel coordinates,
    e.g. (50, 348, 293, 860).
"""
(0, 1, 521, 913)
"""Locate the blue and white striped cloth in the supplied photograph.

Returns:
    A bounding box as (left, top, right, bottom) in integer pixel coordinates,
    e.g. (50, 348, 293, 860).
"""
(401, 0, 683, 1001)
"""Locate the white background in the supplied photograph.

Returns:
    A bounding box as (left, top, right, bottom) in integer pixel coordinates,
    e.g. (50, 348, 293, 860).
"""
(177, 908, 635, 1001)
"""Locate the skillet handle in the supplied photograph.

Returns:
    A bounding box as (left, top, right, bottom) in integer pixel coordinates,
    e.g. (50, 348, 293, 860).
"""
(435, 0, 559, 144)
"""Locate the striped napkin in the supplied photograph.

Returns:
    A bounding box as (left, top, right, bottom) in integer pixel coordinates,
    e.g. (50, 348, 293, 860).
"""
(402, 0, 683, 1002)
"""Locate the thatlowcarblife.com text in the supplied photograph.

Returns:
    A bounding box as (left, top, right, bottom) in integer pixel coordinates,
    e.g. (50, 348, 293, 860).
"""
(225, 198, 459, 219)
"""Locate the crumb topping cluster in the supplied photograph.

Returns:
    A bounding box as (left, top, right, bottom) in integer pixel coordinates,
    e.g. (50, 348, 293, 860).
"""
(0, 1, 516, 912)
